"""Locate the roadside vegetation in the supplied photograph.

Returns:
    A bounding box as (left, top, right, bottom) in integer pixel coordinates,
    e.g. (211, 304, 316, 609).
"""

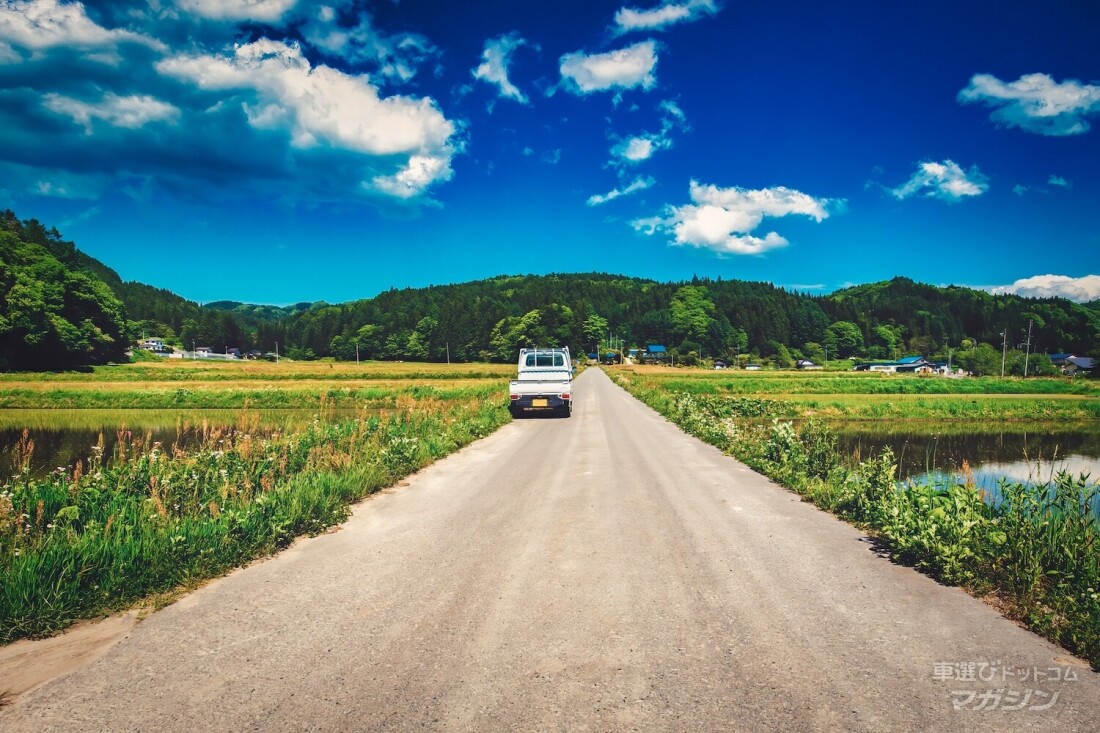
(611, 367, 1100, 670)
(0, 361, 510, 643)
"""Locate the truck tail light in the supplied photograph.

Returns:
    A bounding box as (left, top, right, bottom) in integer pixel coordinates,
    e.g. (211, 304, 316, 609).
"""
(510, 394, 520, 401)
(560, 393, 570, 400)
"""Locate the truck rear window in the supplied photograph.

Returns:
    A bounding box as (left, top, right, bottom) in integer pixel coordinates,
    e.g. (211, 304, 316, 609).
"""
(525, 353, 564, 367)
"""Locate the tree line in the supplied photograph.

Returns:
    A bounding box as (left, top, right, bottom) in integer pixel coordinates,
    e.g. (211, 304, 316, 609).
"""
(2, 210, 1097, 372)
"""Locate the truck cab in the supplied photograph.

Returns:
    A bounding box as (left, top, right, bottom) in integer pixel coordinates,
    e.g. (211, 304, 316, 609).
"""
(509, 347, 573, 418)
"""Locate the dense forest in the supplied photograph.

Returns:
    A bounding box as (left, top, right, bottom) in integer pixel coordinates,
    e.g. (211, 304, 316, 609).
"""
(1, 210, 1098, 372)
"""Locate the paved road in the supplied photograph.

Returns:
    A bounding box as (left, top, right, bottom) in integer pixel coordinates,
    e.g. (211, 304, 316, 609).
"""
(4, 368, 1098, 731)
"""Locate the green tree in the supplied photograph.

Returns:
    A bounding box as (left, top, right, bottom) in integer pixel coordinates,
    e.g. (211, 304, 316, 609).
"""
(582, 312, 609, 353)
(489, 309, 545, 362)
(824, 320, 864, 358)
(669, 285, 716, 344)
(0, 232, 129, 370)
(958, 342, 1001, 376)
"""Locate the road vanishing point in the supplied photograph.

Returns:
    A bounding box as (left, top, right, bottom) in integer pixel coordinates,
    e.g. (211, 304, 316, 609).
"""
(2, 368, 1098, 732)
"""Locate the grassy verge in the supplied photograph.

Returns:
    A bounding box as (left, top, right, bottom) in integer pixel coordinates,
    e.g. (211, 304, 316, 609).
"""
(611, 369, 1100, 670)
(0, 367, 510, 643)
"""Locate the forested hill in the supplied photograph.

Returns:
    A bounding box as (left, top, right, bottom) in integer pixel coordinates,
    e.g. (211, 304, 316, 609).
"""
(270, 274, 1100, 368)
(2, 209, 1098, 371)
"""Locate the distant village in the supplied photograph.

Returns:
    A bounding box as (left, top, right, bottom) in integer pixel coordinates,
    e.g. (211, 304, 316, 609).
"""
(139, 338, 1095, 376)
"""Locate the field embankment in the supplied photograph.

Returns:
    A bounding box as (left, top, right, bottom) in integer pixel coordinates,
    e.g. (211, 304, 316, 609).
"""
(0, 360, 511, 643)
(610, 365, 1100, 670)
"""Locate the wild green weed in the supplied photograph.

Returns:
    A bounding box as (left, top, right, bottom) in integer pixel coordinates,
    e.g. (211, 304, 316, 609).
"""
(0, 384, 509, 643)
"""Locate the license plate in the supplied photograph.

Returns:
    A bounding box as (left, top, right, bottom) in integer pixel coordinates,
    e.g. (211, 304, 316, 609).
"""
(532, 398, 548, 407)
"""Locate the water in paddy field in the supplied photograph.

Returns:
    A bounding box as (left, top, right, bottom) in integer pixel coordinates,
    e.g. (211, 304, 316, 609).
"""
(0, 409, 369, 479)
(832, 423, 1100, 514)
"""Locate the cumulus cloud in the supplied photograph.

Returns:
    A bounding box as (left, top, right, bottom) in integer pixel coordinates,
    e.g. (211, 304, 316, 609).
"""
(0, 0, 161, 53)
(176, 0, 298, 23)
(156, 39, 456, 197)
(890, 160, 988, 202)
(1048, 174, 1071, 187)
(633, 180, 837, 255)
(300, 5, 436, 84)
(587, 176, 653, 206)
(958, 72, 1100, 136)
(471, 32, 531, 104)
(559, 40, 658, 95)
(989, 274, 1100, 303)
(43, 91, 179, 133)
(613, 0, 719, 35)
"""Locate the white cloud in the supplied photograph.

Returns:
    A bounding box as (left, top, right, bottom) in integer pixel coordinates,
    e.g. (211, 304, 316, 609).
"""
(1048, 174, 1071, 188)
(559, 40, 658, 95)
(890, 160, 988, 202)
(176, 0, 298, 23)
(301, 5, 436, 84)
(989, 274, 1100, 303)
(633, 180, 837, 255)
(613, 0, 719, 34)
(0, 0, 161, 52)
(614, 135, 659, 162)
(1012, 184, 1029, 197)
(958, 73, 1100, 136)
(43, 91, 179, 133)
(472, 32, 530, 104)
(156, 38, 457, 197)
(610, 97, 687, 166)
(587, 176, 653, 206)
(372, 154, 453, 199)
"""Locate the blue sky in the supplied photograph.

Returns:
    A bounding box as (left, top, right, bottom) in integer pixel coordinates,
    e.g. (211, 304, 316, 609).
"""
(2, 0, 1099, 305)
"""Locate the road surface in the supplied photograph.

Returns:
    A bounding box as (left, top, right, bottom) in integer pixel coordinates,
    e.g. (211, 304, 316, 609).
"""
(3, 368, 1098, 731)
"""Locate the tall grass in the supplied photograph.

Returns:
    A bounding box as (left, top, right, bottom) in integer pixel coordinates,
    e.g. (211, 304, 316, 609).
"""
(613, 372, 1100, 670)
(0, 383, 509, 643)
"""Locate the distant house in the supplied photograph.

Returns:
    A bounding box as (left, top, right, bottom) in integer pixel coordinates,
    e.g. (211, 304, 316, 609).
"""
(1055, 354, 1096, 376)
(644, 345, 668, 364)
(796, 359, 822, 370)
(744, 363, 762, 371)
(139, 338, 169, 353)
(713, 360, 727, 370)
(195, 346, 212, 357)
(861, 356, 933, 373)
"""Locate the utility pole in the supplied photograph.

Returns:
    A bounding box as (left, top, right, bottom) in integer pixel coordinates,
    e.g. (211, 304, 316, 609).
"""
(1023, 319, 1033, 377)
(446, 342, 450, 365)
(356, 341, 360, 365)
(1000, 330, 1007, 378)
(275, 341, 279, 364)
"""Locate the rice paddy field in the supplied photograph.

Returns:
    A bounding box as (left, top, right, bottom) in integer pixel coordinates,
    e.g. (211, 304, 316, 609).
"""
(0, 359, 513, 643)
(613, 365, 1100, 420)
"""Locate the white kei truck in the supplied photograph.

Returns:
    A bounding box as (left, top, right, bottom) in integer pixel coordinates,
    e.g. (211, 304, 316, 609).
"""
(508, 347, 574, 418)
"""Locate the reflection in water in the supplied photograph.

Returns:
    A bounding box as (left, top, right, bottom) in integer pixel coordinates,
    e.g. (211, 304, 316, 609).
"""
(0, 409, 369, 479)
(833, 425, 1100, 488)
